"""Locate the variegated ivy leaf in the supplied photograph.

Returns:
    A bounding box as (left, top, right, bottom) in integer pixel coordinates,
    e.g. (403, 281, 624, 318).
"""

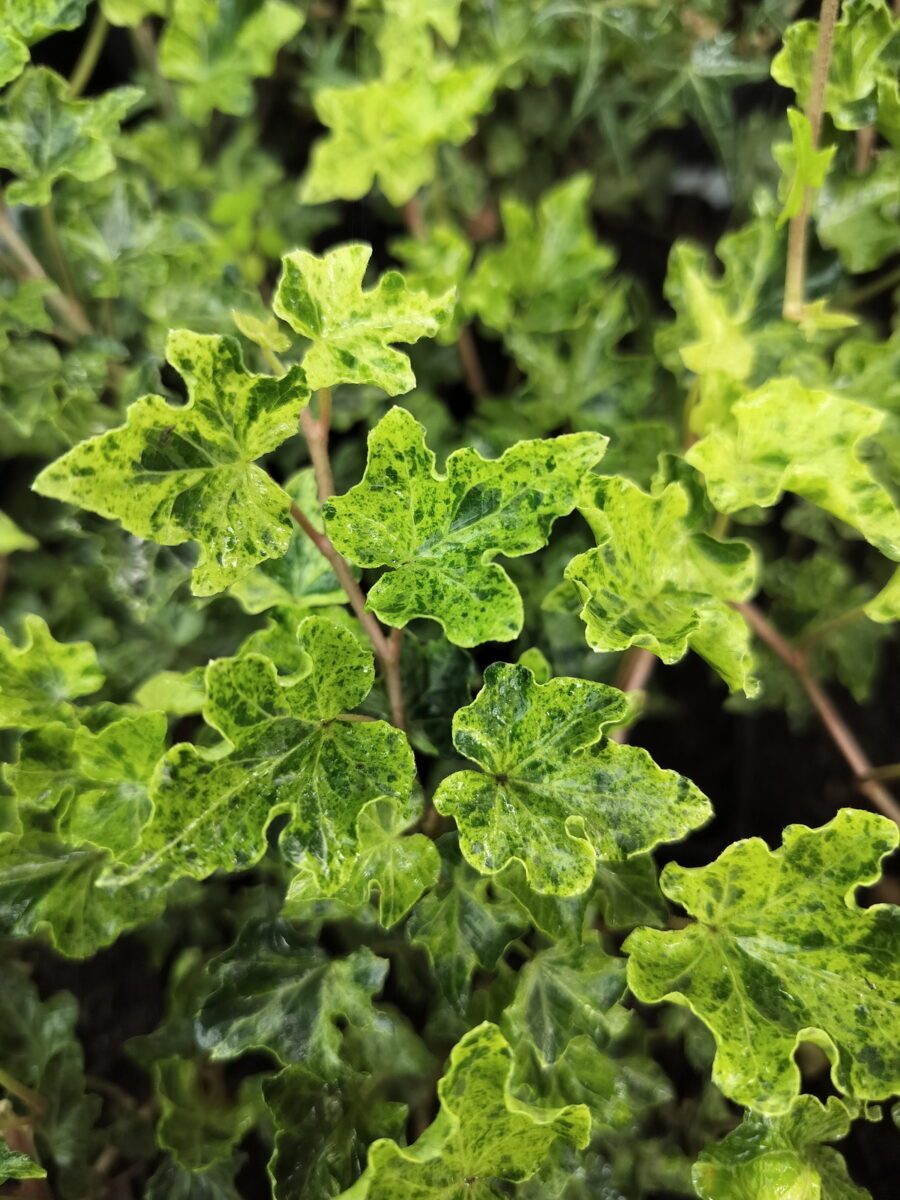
(301, 57, 497, 206)
(158, 0, 304, 122)
(564, 475, 759, 694)
(686, 379, 900, 564)
(0, 615, 103, 730)
(272, 243, 454, 395)
(135, 667, 206, 716)
(106, 617, 415, 889)
(0, 67, 141, 206)
(34, 331, 310, 597)
(866, 567, 900, 623)
(196, 919, 387, 1075)
(502, 936, 626, 1065)
(693, 1095, 871, 1200)
(336, 1022, 590, 1200)
(360, 0, 464, 79)
(0, 1144, 45, 1185)
(323, 406, 608, 646)
(389, 221, 472, 343)
(773, 108, 836, 226)
(625, 809, 900, 1115)
(0, 510, 38, 553)
(229, 470, 347, 613)
(434, 664, 712, 896)
(284, 797, 440, 929)
(465, 174, 616, 336)
(0, 2, 90, 86)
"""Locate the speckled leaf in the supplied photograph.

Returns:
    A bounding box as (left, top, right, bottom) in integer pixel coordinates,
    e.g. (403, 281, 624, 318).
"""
(272, 243, 453, 395)
(324, 407, 608, 646)
(158, 0, 304, 122)
(564, 476, 759, 694)
(407, 836, 526, 1013)
(773, 108, 835, 225)
(230, 470, 347, 613)
(0, 67, 141, 206)
(34, 331, 310, 596)
(434, 664, 712, 896)
(0, 1144, 45, 1185)
(502, 937, 626, 1064)
(0, 615, 103, 730)
(107, 617, 414, 888)
(687, 379, 900, 563)
(625, 809, 900, 1114)
(196, 919, 387, 1075)
(285, 797, 440, 928)
(336, 1022, 590, 1200)
(693, 1095, 871, 1200)
(0, 510, 38, 553)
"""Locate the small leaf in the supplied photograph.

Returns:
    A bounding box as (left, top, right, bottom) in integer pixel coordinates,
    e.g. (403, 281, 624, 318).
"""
(0, 1144, 46, 1184)
(272, 243, 453, 395)
(34, 331, 310, 596)
(595, 855, 668, 931)
(434, 663, 711, 896)
(323, 406, 608, 646)
(625, 808, 900, 1114)
(155, 1060, 259, 1171)
(817, 150, 900, 272)
(773, 108, 836, 226)
(145, 1158, 241, 1200)
(0, 510, 38, 553)
(0, 615, 103, 731)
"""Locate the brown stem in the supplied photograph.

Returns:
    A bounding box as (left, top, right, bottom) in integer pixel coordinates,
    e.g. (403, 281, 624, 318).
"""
(402, 196, 427, 239)
(735, 602, 900, 825)
(384, 628, 407, 733)
(0, 205, 93, 336)
(854, 125, 876, 173)
(783, 0, 841, 321)
(609, 647, 657, 745)
(300, 398, 335, 503)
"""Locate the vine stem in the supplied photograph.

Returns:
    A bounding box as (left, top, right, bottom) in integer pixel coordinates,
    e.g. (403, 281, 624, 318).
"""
(609, 647, 656, 744)
(735, 601, 900, 825)
(0, 1068, 45, 1117)
(783, 0, 841, 321)
(846, 262, 900, 306)
(68, 10, 109, 98)
(0, 204, 93, 336)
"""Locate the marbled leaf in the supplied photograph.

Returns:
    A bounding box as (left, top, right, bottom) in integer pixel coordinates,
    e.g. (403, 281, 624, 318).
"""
(0, 615, 103, 731)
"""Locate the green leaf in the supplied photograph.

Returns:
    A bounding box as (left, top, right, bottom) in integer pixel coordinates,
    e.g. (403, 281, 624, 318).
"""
(101, 0, 166, 26)
(135, 667, 207, 716)
(407, 836, 527, 1012)
(495, 859, 591, 944)
(0, 509, 38, 553)
(693, 1095, 871, 1200)
(0, 1144, 46, 1184)
(434, 663, 711, 896)
(773, 108, 836, 226)
(595, 855, 668, 931)
(502, 937, 626, 1064)
(0, 1, 90, 85)
(0, 67, 141, 206)
(158, 0, 304, 122)
(686, 378, 900, 563)
(0, 615, 103, 730)
(389, 221, 472, 343)
(323, 406, 608, 646)
(0, 276, 53, 348)
(336, 1022, 590, 1199)
(108, 617, 414, 888)
(145, 1158, 242, 1200)
(285, 796, 440, 928)
(465, 174, 616, 336)
(564, 475, 759, 694)
(817, 151, 900, 272)
(272, 243, 453, 395)
(155, 1060, 260, 1172)
(34, 331, 310, 597)
(196, 919, 387, 1075)
(625, 808, 900, 1115)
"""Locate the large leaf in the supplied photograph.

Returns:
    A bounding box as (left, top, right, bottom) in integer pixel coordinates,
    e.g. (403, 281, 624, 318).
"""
(564, 475, 759, 694)
(693, 1095, 871, 1200)
(625, 809, 900, 1114)
(337, 1022, 590, 1199)
(272, 243, 453, 395)
(106, 617, 414, 888)
(687, 378, 900, 563)
(0, 67, 141, 206)
(34, 331, 310, 596)
(434, 663, 711, 896)
(323, 406, 607, 646)
(0, 615, 103, 730)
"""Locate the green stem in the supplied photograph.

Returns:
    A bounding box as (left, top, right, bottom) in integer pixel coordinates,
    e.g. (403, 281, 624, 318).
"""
(0, 1068, 45, 1116)
(710, 511, 731, 539)
(846, 262, 900, 307)
(68, 10, 109, 98)
(798, 604, 866, 647)
(128, 20, 177, 116)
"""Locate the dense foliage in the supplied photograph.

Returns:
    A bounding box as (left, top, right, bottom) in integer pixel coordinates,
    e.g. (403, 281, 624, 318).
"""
(0, 1, 898, 1197)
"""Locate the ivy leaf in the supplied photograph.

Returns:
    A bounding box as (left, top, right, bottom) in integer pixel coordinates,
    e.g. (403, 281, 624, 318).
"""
(301, 59, 496, 206)
(465, 174, 616, 336)
(285, 797, 440, 928)
(196, 919, 387, 1076)
(407, 836, 527, 1013)
(595, 856, 668, 931)
(502, 937, 626, 1065)
(101, 0, 166, 26)
(0, 1144, 46, 1184)
(434, 663, 712, 896)
(135, 667, 207, 716)
(495, 859, 591, 944)
(564, 476, 759, 694)
(773, 108, 836, 226)
(625, 808, 900, 1115)
(336, 1022, 590, 1199)
(693, 1095, 871, 1200)
(0, 510, 37, 554)
(0, 615, 103, 731)
(389, 221, 472, 343)
(0, 2, 90, 86)
(323, 406, 608, 646)
(34, 331, 310, 597)
(145, 1158, 241, 1200)
(817, 151, 900, 272)
(0, 67, 141, 206)
(0, 277, 53, 347)
(686, 379, 900, 563)
(158, 0, 304, 122)
(155, 1060, 260, 1172)
(107, 617, 414, 888)
(272, 243, 454, 395)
